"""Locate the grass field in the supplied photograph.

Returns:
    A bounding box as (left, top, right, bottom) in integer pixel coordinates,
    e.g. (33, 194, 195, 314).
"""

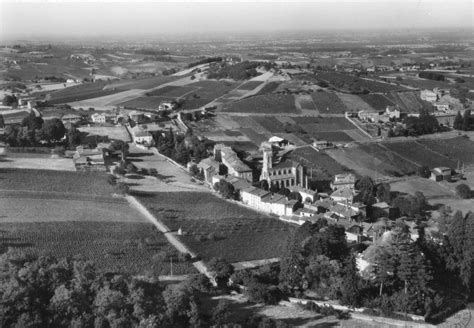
(223, 94, 299, 114)
(418, 137, 474, 165)
(0, 168, 116, 195)
(146, 85, 198, 97)
(106, 75, 180, 90)
(135, 192, 295, 262)
(311, 91, 348, 113)
(383, 141, 457, 168)
(78, 125, 131, 142)
(316, 72, 409, 92)
(119, 96, 165, 109)
(0, 155, 75, 171)
(337, 93, 376, 112)
(179, 80, 240, 109)
(0, 221, 196, 275)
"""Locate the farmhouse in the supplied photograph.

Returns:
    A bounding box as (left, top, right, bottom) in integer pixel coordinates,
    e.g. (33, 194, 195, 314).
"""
(430, 167, 452, 182)
(312, 140, 334, 150)
(330, 187, 356, 204)
(131, 127, 153, 147)
(197, 157, 220, 183)
(358, 110, 381, 123)
(128, 111, 146, 123)
(268, 136, 290, 147)
(386, 106, 401, 119)
(214, 144, 253, 182)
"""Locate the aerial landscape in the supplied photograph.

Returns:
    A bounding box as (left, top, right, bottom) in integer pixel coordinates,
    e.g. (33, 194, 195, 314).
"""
(0, 1, 473, 327)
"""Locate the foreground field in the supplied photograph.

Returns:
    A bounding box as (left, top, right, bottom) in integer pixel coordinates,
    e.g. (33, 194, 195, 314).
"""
(0, 168, 116, 195)
(136, 192, 295, 262)
(0, 221, 196, 276)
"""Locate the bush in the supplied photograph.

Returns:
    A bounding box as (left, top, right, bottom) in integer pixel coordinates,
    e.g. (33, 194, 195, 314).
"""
(455, 183, 471, 199)
(244, 281, 283, 305)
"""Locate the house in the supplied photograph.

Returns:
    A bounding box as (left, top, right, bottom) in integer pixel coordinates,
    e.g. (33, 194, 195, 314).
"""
(128, 111, 146, 123)
(386, 106, 401, 119)
(268, 136, 290, 148)
(61, 114, 82, 125)
(289, 185, 318, 203)
(132, 127, 154, 147)
(241, 186, 297, 216)
(330, 187, 355, 204)
(313, 140, 334, 150)
(420, 90, 437, 103)
(214, 144, 253, 182)
(158, 101, 177, 111)
(197, 157, 220, 183)
(91, 112, 115, 124)
(430, 167, 452, 182)
(331, 173, 356, 191)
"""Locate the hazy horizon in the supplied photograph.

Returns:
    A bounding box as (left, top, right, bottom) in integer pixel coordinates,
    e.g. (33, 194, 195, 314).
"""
(1, 1, 473, 41)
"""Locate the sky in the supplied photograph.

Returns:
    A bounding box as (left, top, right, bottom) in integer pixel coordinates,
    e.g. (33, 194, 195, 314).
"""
(1, 1, 473, 40)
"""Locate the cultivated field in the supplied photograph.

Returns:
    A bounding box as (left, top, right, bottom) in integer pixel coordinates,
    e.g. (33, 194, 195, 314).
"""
(337, 93, 376, 112)
(390, 177, 454, 200)
(418, 136, 474, 166)
(311, 91, 348, 113)
(0, 153, 76, 171)
(0, 221, 197, 275)
(135, 192, 295, 262)
(222, 94, 299, 114)
(48, 81, 123, 104)
(358, 94, 395, 111)
(386, 91, 428, 113)
(106, 75, 180, 90)
(383, 141, 457, 168)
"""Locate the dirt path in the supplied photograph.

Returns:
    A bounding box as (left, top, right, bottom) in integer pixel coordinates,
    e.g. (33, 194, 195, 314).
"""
(126, 195, 212, 278)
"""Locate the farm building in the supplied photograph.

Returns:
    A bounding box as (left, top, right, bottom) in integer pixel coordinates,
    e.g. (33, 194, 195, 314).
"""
(214, 144, 253, 182)
(358, 110, 381, 123)
(312, 140, 334, 150)
(420, 90, 438, 103)
(91, 113, 115, 124)
(128, 111, 146, 123)
(158, 101, 177, 111)
(430, 167, 452, 182)
(434, 113, 456, 127)
(197, 157, 220, 183)
(330, 173, 356, 191)
(268, 136, 291, 147)
(330, 187, 356, 204)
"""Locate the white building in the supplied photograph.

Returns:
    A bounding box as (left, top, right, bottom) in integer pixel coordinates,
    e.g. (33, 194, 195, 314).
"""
(420, 90, 438, 103)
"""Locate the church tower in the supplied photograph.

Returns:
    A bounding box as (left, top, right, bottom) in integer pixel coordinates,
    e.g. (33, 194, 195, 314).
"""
(260, 144, 273, 182)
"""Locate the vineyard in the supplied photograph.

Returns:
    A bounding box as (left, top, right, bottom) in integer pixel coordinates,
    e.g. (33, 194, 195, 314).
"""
(47, 81, 123, 104)
(383, 141, 457, 168)
(358, 94, 395, 111)
(311, 91, 348, 113)
(292, 116, 355, 132)
(418, 137, 474, 165)
(146, 85, 198, 97)
(0, 221, 197, 275)
(238, 81, 263, 90)
(255, 81, 280, 95)
(316, 72, 408, 93)
(135, 192, 295, 262)
(222, 94, 299, 114)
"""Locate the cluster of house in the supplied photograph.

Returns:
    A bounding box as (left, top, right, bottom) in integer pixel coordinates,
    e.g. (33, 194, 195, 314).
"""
(355, 105, 402, 124)
(192, 140, 398, 241)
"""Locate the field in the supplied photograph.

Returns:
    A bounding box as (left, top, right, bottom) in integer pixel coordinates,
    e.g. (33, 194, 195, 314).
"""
(222, 94, 299, 114)
(146, 85, 198, 97)
(326, 143, 418, 179)
(316, 72, 409, 92)
(0, 221, 197, 275)
(383, 141, 457, 168)
(418, 137, 474, 165)
(255, 82, 280, 95)
(390, 177, 454, 200)
(0, 153, 75, 171)
(135, 192, 295, 262)
(310, 91, 348, 113)
(106, 75, 180, 90)
(237, 81, 263, 90)
(311, 131, 354, 142)
(0, 168, 116, 195)
(337, 93, 376, 112)
(292, 116, 355, 132)
(386, 91, 428, 113)
(358, 94, 395, 111)
(252, 116, 287, 133)
(290, 146, 351, 180)
(47, 81, 123, 104)
(119, 96, 165, 109)
(398, 76, 450, 90)
(179, 80, 240, 109)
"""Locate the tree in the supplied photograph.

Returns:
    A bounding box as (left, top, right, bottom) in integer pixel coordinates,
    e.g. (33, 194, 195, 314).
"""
(217, 179, 236, 199)
(453, 111, 463, 130)
(279, 239, 306, 289)
(3, 94, 18, 107)
(0, 114, 4, 128)
(455, 183, 471, 199)
(21, 111, 43, 131)
(67, 126, 81, 149)
(208, 258, 234, 287)
(339, 254, 361, 307)
(41, 118, 66, 142)
(418, 165, 431, 178)
(355, 176, 376, 205)
(462, 109, 471, 131)
(376, 183, 391, 204)
(211, 299, 230, 325)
